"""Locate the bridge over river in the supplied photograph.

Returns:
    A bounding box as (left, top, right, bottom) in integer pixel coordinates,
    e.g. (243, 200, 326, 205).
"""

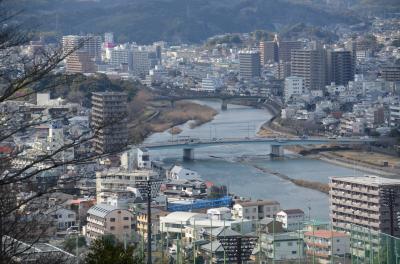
(140, 136, 375, 160)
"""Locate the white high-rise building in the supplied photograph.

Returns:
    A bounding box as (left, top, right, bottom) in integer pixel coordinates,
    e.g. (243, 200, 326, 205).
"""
(200, 74, 222, 92)
(284, 76, 306, 102)
(110, 47, 133, 70)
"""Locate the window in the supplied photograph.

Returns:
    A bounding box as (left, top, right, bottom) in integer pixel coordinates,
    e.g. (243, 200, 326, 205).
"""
(110, 218, 116, 222)
(292, 251, 297, 254)
(110, 226, 115, 230)
(124, 225, 129, 229)
(123, 217, 129, 221)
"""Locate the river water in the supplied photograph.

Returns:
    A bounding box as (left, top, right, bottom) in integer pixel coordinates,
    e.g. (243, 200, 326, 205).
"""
(144, 100, 363, 221)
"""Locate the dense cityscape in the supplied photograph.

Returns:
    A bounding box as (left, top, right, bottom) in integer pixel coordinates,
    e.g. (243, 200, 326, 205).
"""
(1, 0, 400, 263)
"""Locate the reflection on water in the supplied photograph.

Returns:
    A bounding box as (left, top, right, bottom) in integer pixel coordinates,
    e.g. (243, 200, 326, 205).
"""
(145, 100, 362, 220)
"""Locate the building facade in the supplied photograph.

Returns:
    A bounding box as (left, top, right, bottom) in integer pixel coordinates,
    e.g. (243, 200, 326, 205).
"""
(291, 49, 327, 91)
(327, 50, 355, 86)
(330, 176, 400, 237)
(278, 40, 303, 62)
(239, 50, 261, 80)
(259, 40, 278, 64)
(96, 169, 159, 203)
(304, 230, 350, 264)
(232, 200, 281, 220)
(284, 76, 306, 103)
(276, 209, 305, 231)
(91, 92, 128, 154)
(86, 204, 135, 242)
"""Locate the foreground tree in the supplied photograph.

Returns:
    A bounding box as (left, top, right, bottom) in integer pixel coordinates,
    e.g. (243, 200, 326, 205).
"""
(0, 1, 128, 263)
(85, 236, 143, 264)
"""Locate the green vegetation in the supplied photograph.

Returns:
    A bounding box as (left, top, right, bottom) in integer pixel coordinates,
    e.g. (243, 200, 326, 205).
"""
(33, 73, 144, 107)
(281, 23, 339, 43)
(205, 34, 242, 48)
(85, 235, 143, 264)
(63, 235, 86, 254)
(11, 0, 360, 44)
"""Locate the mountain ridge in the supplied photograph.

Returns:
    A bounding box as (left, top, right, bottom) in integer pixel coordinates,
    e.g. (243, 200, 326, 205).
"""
(11, 0, 361, 44)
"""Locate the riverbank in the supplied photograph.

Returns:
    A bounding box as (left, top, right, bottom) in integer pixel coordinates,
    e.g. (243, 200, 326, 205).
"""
(257, 117, 400, 178)
(129, 101, 217, 143)
(236, 157, 329, 194)
(252, 164, 329, 194)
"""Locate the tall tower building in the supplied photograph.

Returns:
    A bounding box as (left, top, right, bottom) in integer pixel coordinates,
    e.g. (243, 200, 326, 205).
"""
(278, 40, 303, 62)
(239, 50, 261, 80)
(132, 49, 150, 76)
(66, 51, 95, 73)
(62, 34, 102, 61)
(327, 50, 354, 86)
(259, 40, 278, 65)
(91, 92, 128, 154)
(291, 49, 327, 91)
(275, 61, 292, 80)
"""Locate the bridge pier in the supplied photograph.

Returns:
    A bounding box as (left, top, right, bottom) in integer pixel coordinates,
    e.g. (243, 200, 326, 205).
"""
(221, 99, 228, 111)
(270, 145, 284, 157)
(183, 148, 194, 161)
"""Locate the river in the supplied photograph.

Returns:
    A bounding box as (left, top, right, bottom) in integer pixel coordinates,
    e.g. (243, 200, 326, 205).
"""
(144, 100, 363, 221)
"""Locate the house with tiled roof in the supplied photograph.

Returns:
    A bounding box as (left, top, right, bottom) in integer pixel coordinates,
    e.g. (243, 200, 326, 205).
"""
(304, 230, 349, 264)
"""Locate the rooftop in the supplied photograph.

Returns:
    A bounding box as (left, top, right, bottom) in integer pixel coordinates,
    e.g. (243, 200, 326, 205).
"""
(87, 204, 125, 218)
(331, 175, 400, 186)
(304, 230, 348, 239)
(279, 209, 305, 215)
(161, 212, 205, 222)
(236, 200, 280, 207)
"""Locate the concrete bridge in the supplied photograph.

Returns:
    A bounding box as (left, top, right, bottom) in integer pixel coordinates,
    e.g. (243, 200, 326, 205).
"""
(140, 137, 375, 160)
(152, 94, 281, 110)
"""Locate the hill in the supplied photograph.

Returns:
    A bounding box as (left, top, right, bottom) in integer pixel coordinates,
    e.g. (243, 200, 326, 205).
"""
(10, 0, 360, 44)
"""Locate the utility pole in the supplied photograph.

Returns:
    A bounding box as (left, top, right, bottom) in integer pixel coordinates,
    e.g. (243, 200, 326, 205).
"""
(146, 180, 152, 264)
(136, 179, 162, 264)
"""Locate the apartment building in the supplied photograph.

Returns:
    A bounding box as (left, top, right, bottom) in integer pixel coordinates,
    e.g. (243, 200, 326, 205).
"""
(238, 50, 261, 80)
(278, 40, 303, 62)
(304, 230, 349, 264)
(66, 51, 96, 73)
(136, 208, 168, 240)
(276, 209, 305, 231)
(96, 169, 159, 203)
(259, 40, 278, 64)
(85, 204, 135, 243)
(330, 176, 400, 237)
(291, 49, 327, 91)
(389, 104, 400, 128)
(232, 200, 281, 220)
(327, 50, 355, 86)
(381, 65, 400, 82)
(91, 92, 128, 154)
(284, 76, 306, 103)
(260, 232, 304, 262)
(62, 34, 102, 61)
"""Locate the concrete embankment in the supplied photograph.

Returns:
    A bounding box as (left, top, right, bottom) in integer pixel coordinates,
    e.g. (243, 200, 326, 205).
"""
(318, 153, 397, 178)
